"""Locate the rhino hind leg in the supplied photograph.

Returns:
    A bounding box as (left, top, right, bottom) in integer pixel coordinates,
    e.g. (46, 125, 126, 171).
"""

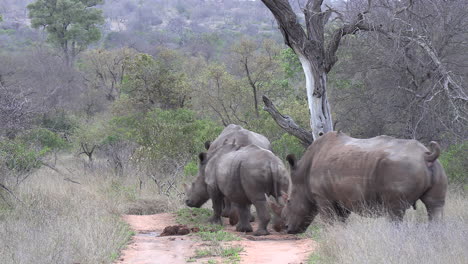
(421, 196, 445, 222)
(252, 200, 270, 236)
(234, 203, 253, 233)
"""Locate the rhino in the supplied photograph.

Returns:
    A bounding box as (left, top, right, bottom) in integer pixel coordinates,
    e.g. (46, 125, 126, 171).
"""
(270, 131, 448, 234)
(188, 142, 289, 236)
(185, 124, 271, 223)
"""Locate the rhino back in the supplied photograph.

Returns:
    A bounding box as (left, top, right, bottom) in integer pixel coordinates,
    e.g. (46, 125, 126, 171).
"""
(301, 132, 436, 209)
(209, 125, 271, 152)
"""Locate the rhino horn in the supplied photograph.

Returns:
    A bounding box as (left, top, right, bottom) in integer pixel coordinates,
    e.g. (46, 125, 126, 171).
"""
(266, 195, 283, 215)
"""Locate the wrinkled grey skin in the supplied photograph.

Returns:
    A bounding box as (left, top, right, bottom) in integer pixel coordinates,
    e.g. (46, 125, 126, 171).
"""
(272, 132, 447, 234)
(185, 124, 271, 223)
(190, 143, 289, 236)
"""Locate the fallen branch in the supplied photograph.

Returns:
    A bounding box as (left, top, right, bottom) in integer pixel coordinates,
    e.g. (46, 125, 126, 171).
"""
(0, 183, 25, 206)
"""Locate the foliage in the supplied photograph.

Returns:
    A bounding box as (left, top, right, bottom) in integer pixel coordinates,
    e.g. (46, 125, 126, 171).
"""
(27, 0, 105, 66)
(196, 62, 250, 126)
(439, 142, 468, 185)
(80, 48, 137, 102)
(40, 111, 78, 135)
(119, 108, 222, 162)
(71, 118, 108, 161)
(19, 128, 69, 151)
(279, 47, 302, 82)
(0, 139, 47, 173)
(0, 128, 69, 174)
(123, 49, 190, 109)
(272, 133, 305, 161)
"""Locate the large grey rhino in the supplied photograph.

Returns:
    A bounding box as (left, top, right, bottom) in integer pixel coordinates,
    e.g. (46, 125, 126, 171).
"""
(189, 142, 289, 236)
(184, 124, 271, 223)
(271, 131, 447, 234)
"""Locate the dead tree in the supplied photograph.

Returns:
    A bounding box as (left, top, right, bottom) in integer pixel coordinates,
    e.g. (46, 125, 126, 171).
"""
(260, 0, 381, 140)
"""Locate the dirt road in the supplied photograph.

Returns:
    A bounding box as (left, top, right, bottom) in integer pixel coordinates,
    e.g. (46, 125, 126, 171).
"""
(115, 213, 316, 264)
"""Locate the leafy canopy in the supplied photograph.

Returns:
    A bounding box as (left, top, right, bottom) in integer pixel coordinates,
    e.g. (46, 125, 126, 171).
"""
(27, 0, 104, 63)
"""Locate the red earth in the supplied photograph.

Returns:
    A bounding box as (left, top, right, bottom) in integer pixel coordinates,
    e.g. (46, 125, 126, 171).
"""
(115, 213, 316, 264)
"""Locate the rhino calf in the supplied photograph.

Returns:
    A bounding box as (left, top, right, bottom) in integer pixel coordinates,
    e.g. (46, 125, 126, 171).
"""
(188, 143, 289, 236)
(271, 132, 448, 234)
(185, 124, 271, 224)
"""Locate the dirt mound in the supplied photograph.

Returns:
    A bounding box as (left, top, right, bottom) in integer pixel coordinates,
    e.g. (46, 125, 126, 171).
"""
(160, 225, 200, 236)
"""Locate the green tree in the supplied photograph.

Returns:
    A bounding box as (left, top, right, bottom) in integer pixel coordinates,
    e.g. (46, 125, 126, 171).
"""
(123, 49, 190, 110)
(231, 38, 283, 118)
(27, 0, 105, 67)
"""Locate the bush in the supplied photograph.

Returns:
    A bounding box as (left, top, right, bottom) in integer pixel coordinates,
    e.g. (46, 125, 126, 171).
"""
(439, 142, 468, 185)
(272, 133, 305, 161)
(19, 128, 69, 152)
(40, 110, 77, 135)
(0, 139, 47, 173)
(126, 108, 223, 162)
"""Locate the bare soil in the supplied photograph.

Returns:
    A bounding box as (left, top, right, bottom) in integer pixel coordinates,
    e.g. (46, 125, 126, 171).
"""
(115, 213, 316, 264)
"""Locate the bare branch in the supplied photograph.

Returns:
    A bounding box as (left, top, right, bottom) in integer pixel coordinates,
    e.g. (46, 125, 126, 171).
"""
(262, 95, 313, 146)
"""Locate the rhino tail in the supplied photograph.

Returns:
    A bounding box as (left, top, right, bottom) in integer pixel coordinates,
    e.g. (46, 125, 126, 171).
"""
(424, 141, 441, 163)
(269, 161, 280, 202)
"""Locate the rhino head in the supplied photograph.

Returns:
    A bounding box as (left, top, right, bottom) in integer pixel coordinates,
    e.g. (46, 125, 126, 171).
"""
(270, 154, 318, 234)
(184, 153, 210, 208)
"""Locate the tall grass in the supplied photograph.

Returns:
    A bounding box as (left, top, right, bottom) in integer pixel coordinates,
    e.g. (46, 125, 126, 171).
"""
(309, 188, 468, 264)
(0, 156, 185, 264)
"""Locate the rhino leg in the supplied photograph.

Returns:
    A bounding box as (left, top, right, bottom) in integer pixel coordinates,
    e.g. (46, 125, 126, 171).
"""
(234, 203, 253, 233)
(247, 205, 255, 222)
(221, 198, 232, 218)
(229, 207, 239, 226)
(421, 196, 445, 222)
(252, 200, 270, 236)
(207, 187, 223, 226)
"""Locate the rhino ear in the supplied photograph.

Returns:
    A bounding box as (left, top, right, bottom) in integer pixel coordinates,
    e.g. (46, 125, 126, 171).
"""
(286, 154, 297, 168)
(198, 152, 208, 163)
(183, 183, 189, 193)
(204, 141, 211, 150)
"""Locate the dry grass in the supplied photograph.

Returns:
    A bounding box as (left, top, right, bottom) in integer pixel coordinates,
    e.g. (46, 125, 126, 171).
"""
(0, 156, 185, 264)
(308, 188, 468, 264)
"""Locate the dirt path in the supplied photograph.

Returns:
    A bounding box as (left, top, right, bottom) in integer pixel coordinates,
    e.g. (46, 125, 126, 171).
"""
(116, 213, 316, 264)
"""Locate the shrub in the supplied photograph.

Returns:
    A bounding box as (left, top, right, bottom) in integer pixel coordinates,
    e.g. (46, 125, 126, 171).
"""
(0, 139, 47, 173)
(439, 141, 468, 185)
(19, 128, 69, 152)
(272, 133, 305, 161)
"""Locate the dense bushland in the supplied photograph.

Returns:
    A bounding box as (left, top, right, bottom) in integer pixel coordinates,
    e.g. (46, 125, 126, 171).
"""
(0, 0, 466, 263)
